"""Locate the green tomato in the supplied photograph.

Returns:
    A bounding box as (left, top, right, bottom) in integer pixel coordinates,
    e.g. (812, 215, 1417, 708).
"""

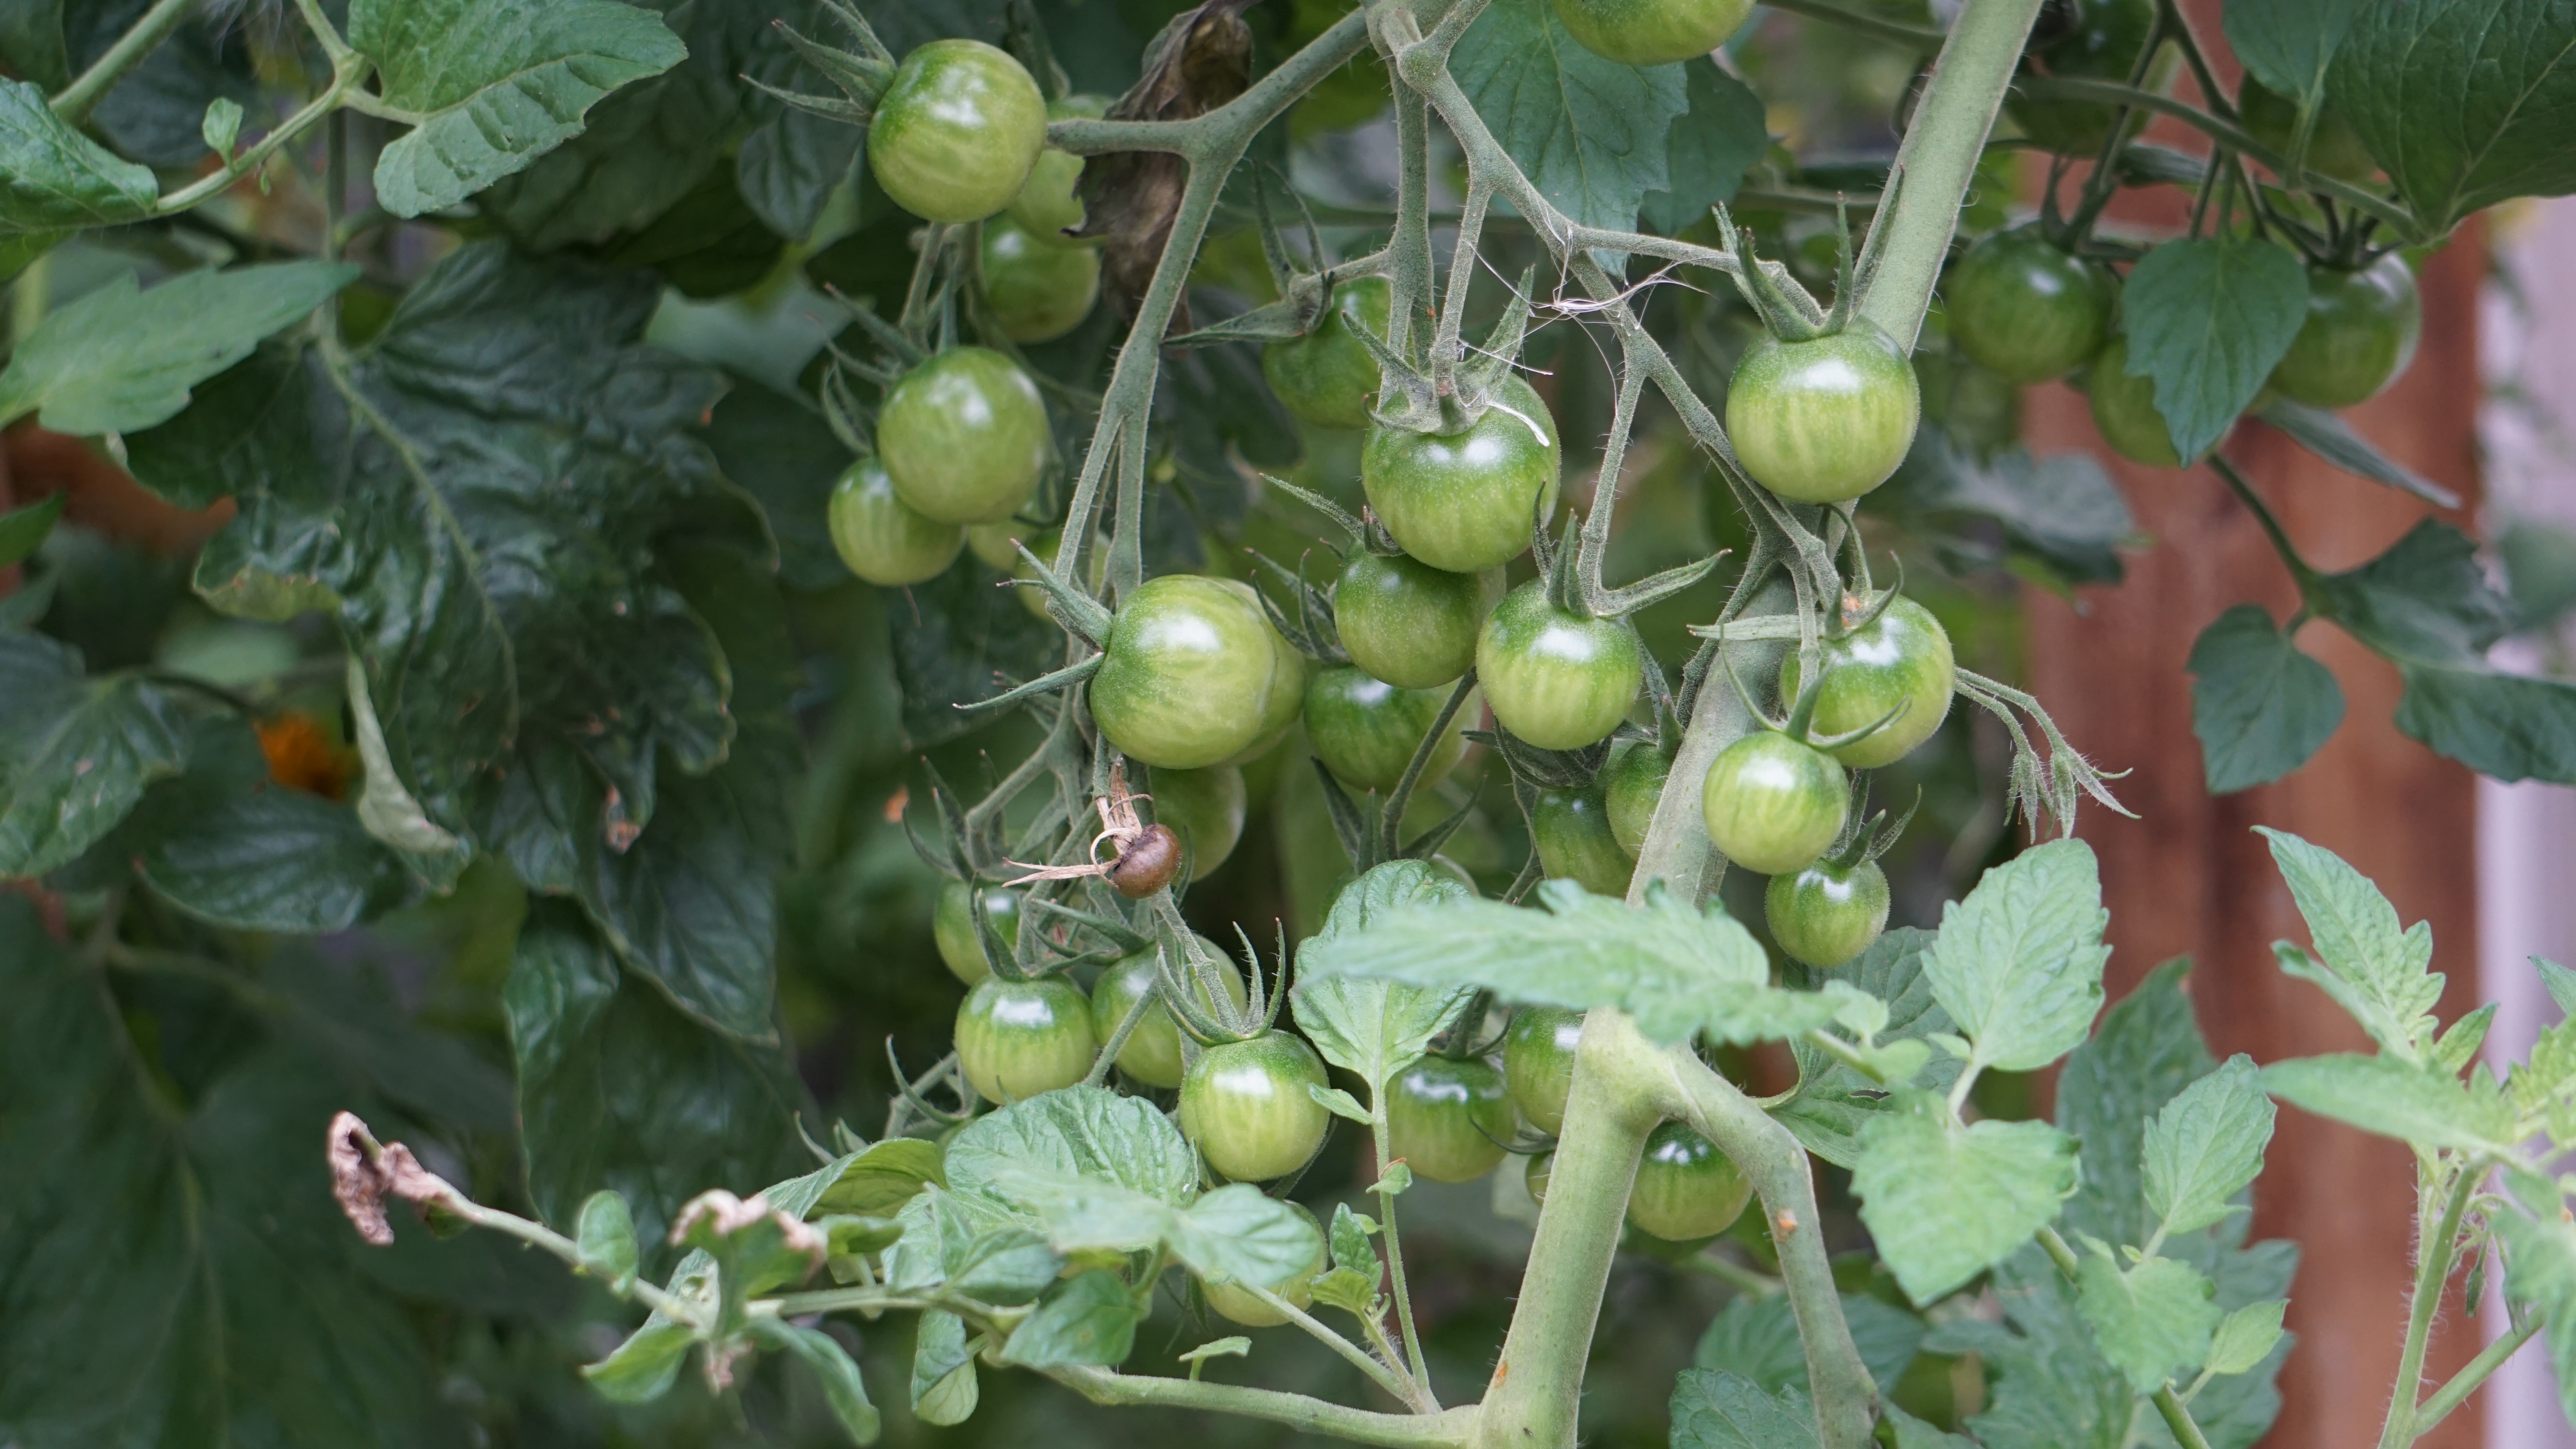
(1304, 667, 1473, 793)
(1627, 1121, 1752, 1242)
(1725, 323, 1921, 504)
(1009, 94, 1109, 237)
(869, 39, 1048, 224)
(956, 975, 1098, 1103)
(1335, 551, 1501, 690)
(1224, 579, 1313, 765)
(2004, 0, 2166, 156)
(1531, 785, 1634, 898)
(1602, 745, 1671, 860)
(1504, 1006, 1584, 1137)
(1765, 859, 1891, 969)
(2269, 253, 2421, 410)
(828, 458, 963, 586)
(1203, 1202, 1326, 1327)
(1181, 1032, 1332, 1182)
(1476, 581, 1641, 751)
(1091, 576, 1291, 769)
(1386, 1055, 1514, 1183)
(1090, 940, 1247, 1090)
(2085, 336, 2185, 467)
(1549, 0, 1755, 67)
(1145, 764, 1248, 880)
(1701, 731, 1847, 876)
(880, 347, 1051, 524)
(1264, 276, 1394, 431)
(1944, 228, 2115, 384)
(933, 879, 1021, 985)
(981, 215, 1100, 343)
(1011, 527, 1106, 621)
(2237, 74, 2377, 185)
(1777, 596, 1956, 769)
(966, 518, 1033, 572)
(1363, 373, 1562, 573)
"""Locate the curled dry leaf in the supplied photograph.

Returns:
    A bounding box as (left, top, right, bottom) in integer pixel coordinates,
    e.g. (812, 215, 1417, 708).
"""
(1076, 0, 1259, 321)
(328, 1109, 463, 1247)
(1003, 765, 1178, 898)
(668, 1188, 828, 1264)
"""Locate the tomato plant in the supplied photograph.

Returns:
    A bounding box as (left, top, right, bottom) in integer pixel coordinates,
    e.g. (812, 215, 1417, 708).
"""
(1943, 227, 2114, 384)
(1305, 666, 1473, 792)
(1145, 764, 1248, 879)
(2084, 334, 2186, 467)
(2269, 253, 2422, 409)
(1091, 941, 1245, 1089)
(828, 457, 964, 586)
(1504, 1007, 1585, 1137)
(1548, 0, 1755, 67)
(956, 975, 1100, 1103)
(1181, 1032, 1332, 1182)
(1012, 94, 1110, 236)
(1724, 324, 1921, 503)
(1627, 1122, 1753, 1243)
(1765, 858, 1892, 968)
(1091, 575, 1294, 769)
(981, 215, 1101, 343)
(1531, 784, 1634, 897)
(1778, 595, 1957, 769)
(1602, 744, 1671, 859)
(934, 879, 1023, 985)
(1362, 373, 1563, 573)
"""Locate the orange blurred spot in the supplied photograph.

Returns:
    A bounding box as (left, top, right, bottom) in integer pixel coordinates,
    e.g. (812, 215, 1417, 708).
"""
(882, 785, 909, 823)
(258, 712, 355, 800)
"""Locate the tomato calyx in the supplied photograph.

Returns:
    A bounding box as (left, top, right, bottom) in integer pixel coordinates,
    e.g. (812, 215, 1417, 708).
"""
(762, 5, 899, 123)
(1710, 615, 1911, 759)
(1356, 262, 1544, 438)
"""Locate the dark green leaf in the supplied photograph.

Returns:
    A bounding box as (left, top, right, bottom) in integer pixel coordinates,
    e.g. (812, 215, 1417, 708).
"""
(2257, 826, 2442, 1061)
(0, 632, 191, 878)
(2119, 237, 2309, 462)
(2055, 961, 2215, 1248)
(2391, 661, 2576, 785)
(2493, 1205, 2576, 1427)
(945, 1085, 1201, 1207)
(2187, 604, 2346, 794)
(996, 1269, 1142, 1367)
(2254, 400, 2459, 506)
(354, 0, 689, 217)
(2500, 519, 2576, 631)
(749, 1319, 880, 1443)
(1692, 1291, 1923, 1394)
(2316, 518, 2514, 664)
(2225, 0, 2368, 108)
(1927, 1248, 2132, 1449)
(137, 785, 413, 932)
(887, 552, 1062, 748)
(1667, 1368, 1820, 1449)
(577, 1190, 641, 1285)
(0, 77, 157, 233)
(2330, 0, 2576, 233)
(0, 492, 63, 567)
(0, 2, 67, 89)
(1641, 59, 1768, 235)
(86, 9, 262, 169)
(767, 1137, 946, 1220)
(581, 1315, 696, 1402)
(1871, 439, 2135, 588)
(702, 379, 850, 591)
(1777, 928, 1965, 1168)
(0, 262, 358, 434)
(1451, 0, 1690, 241)
(1922, 838, 2111, 1073)
(1852, 1093, 2080, 1305)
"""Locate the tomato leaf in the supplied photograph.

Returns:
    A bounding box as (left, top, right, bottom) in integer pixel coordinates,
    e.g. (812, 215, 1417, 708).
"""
(1869, 439, 2135, 589)
(702, 380, 854, 591)
(2254, 399, 2459, 507)
(2259, 1052, 2517, 1153)
(1293, 859, 1477, 1091)
(2053, 961, 2215, 1250)
(1850, 1096, 2079, 1305)
(1777, 928, 1965, 1169)
(996, 1269, 1142, 1368)
(1880, 1405, 1976, 1449)
(2388, 661, 2576, 784)
(0, 632, 191, 877)
(353, 0, 686, 217)
(765, 1137, 945, 1221)
(2204, 1299, 2289, 1378)
(2142, 1056, 2276, 1238)
(2117, 237, 2309, 463)
(2224, 0, 2368, 111)
(0, 261, 356, 434)
(1640, 58, 1768, 236)
(884, 551, 1064, 749)
(2073, 1246, 2219, 1394)
(1667, 1367, 1820, 1449)
(2186, 604, 2347, 794)
(0, 492, 63, 567)
(2256, 827, 2444, 1062)
(1450, 0, 1690, 244)
(0, 78, 158, 233)
(1920, 838, 2111, 1075)
(911, 1310, 981, 1425)
(137, 785, 414, 932)
(2491, 1205, 2576, 1427)
(945, 1085, 1200, 1207)
(1692, 1291, 1925, 1394)
(2330, 0, 2576, 234)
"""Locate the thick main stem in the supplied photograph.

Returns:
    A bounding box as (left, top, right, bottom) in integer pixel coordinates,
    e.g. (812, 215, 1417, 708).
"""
(1625, 583, 1792, 904)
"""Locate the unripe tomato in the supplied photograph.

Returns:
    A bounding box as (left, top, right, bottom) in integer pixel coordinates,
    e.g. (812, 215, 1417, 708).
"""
(1701, 731, 1847, 876)
(1264, 275, 1394, 431)
(869, 40, 1048, 224)
(2005, 0, 2166, 156)
(880, 348, 1051, 524)
(1011, 527, 1105, 621)
(1386, 1055, 1514, 1183)
(1304, 667, 1473, 793)
(966, 517, 1032, 572)
(1203, 1203, 1325, 1326)
(1504, 1006, 1584, 1136)
(828, 458, 963, 586)
(982, 216, 1099, 343)
(1549, 0, 1755, 67)
(2269, 253, 2421, 410)
(1009, 94, 1109, 238)
(1944, 228, 2115, 384)
(1777, 596, 1956, 769)
(1627, 1121, 1752, 1242)
(1146, 764, 1247, 879)
(1363, 373, 1562, 573)
(1335, 551, 1501, 690)
(956, 975, 1098, 1103)
(2237, 74, 2376, 185)
(1476, 582, 1641, 751)
(1602, 745, 1671, 860)
(1531, 785, 1634, 898)
(1725, 324, 1920, 504)
(1217, 579, 1312, 766)
(1765, 859, 1891, 968)
(1182, 1032, 1333, 1182)
(933, 879, 1021, 985)
(1092, 576, 1290, 769)
(1090, 940, 1247, 1089)
(2085, 336, 2184, 467)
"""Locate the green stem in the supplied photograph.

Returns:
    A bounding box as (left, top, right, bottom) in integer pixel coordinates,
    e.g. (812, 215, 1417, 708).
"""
(2206, 454, 2322, 594)
(2412, 1314, 2541, 1438)
(154, 62, 371, 216)
(49, 0, 196, 124)
(1373, 1101, 1439, 1405)
(1243, 1282, 1423, 1406)
(2035, 1226, 2213, 1449)
(1853, 0, 2047, 350)
(1767, 0, 1945, 49)
(2378, 1166, 2481, 1449)
(1048, 1366, 1476, 1447)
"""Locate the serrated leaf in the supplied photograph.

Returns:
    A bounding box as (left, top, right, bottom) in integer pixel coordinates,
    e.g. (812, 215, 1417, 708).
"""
(2330, 0, 2576, 233)
(1330, 1202, 1380, 1278)
(1310, 1082, 1373, 1123)
(945, 1086, 1200, 1208)
(1640, 58, 1767, 235)
(1451, 0, 1689, 245)
(0, 78, 158, 233)
(1174, 1185, 1325, 1288)
(2187, 605, 2346, 794)
(1882, 1404, 1976, 1449)
(1777, 928, 1965, 1168)
(1301, 878, 1866, 1046)
(2260, 1052, 2517, 1152)
(1294, 861, 1477, 1088)
(2255, 400, 2459, 507)
(1922, 838, 2111, 1074)
(2540, 957, 2576, 1016)
(1667, 1368, 1820, 1449)
(996, 1269, 1142, 1368)
(0, 633, 191, 879)
(748, 1318, 880, 1444)
(2143, 1056, 2276, 1237)
(2494, 1204, 2576, 1428)
(2204, 1298, 2288, 1376)
(2257, 827, 2443, 1061)
(2120, 237, 2309, 463)
(0, 262, 357, 434)
(353, 0, 688, 217)
(2075, 1248, 2219, 1392)
(1851, 1095, 2079, 1304)
(2224, 0, 2367, 109)
(910, 1311, 980, 1425)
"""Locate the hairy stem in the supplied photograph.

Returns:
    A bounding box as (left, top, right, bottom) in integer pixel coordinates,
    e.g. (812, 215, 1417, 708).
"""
(1373, 1095, 1440, 1405)
(1049, 1366, 1477, 1446)
(2412, 1314, 2542, 1438)
(1243, 1282, 1423, 1405)
(2379, 1164, 2480, 1449)
(1627, 582, 1794, 903)
(50, 0, 196, 124)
